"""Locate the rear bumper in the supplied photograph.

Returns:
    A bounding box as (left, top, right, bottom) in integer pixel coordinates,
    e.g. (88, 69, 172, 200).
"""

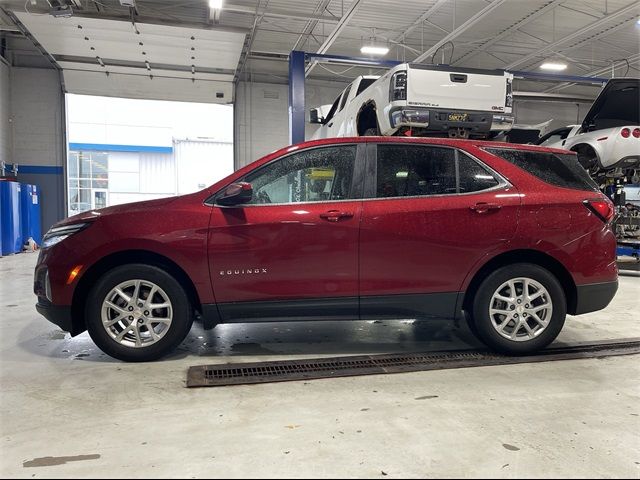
(573, 280, 618, 315)
(35, 299, 79, 335)
(389, 106, 513, 133)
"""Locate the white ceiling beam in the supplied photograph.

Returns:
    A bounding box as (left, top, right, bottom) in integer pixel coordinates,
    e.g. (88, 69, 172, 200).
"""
(292, 0, 333, 51)
(452, 0, 565, 65)
(413, 0, 508, 64)
(305, 0, 363, 77)
(505, 2, 639, 70)
(392, 0, 450, 43)
(543, 53, 640, 93)
(224, 3, 339, 23)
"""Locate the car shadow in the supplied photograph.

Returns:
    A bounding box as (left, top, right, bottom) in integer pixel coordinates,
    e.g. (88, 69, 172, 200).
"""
(16, 316, 484, 364)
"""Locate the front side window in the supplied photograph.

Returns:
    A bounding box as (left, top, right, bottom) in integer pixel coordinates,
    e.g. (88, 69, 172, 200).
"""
(323, 95, 342, 125)
(242, 146, 356, 204)
(375, 145, 499, 198)
(338, 85, 352, 112)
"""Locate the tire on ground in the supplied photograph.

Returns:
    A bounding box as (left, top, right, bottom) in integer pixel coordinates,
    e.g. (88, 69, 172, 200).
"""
(85, 264, 194, 362)
(468, 263, 566, 355)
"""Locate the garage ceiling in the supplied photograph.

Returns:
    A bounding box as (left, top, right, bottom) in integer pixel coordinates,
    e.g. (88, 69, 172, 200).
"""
(1, 0, 639, 97)
(12, 10, 246, 102)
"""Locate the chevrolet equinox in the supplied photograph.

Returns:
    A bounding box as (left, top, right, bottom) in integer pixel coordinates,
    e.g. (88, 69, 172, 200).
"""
(35, 138, 618, 361)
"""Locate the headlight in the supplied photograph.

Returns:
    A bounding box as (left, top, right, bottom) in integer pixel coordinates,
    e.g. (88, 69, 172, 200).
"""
(41, 223, 91, 249)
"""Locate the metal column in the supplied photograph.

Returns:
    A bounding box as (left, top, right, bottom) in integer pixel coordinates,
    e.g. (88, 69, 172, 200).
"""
(288, 50, 306, 145)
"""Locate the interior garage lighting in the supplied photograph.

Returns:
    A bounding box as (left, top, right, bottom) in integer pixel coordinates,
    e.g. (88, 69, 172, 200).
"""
(540, 62, 568, 71)
(360, 45, 389, 56)
(209, 0, 223, 8)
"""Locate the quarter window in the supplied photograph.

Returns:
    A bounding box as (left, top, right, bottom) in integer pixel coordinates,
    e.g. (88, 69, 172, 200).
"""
(242, 146, 356, 204)
(484, 148, 598, 192)
(458, 153, 500, 192)
(375, 145, 499, 198)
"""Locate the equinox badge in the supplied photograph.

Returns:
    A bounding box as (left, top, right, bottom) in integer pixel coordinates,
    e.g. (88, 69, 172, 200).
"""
(220, 268, 268, 276)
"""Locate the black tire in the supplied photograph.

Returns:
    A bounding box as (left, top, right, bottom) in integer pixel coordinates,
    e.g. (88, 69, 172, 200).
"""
(468, 263, 566, 355)
(363, 127, 379, 136)
(85, 264, 194, 362)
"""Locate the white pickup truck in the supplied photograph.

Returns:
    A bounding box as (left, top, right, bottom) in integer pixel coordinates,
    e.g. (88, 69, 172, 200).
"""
(310, 63, 514, 139)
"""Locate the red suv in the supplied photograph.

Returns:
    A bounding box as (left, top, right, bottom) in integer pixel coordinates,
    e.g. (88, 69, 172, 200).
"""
(35, 138, 618, 362)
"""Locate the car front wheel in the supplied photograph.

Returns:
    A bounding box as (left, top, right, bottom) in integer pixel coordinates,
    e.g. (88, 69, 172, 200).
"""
(469, 263, 566, 355)
(85, 264, 194, 362)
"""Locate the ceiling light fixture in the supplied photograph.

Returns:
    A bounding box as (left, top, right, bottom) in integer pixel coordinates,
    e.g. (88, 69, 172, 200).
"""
(209, 0, 223, 8)
(360, 45, 389, 56)
(540, 62, 568, 71)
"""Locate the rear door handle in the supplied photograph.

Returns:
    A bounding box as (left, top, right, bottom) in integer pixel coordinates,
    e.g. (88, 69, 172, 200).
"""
(470, 202, 502, 213)
(320, 210, 354, 222)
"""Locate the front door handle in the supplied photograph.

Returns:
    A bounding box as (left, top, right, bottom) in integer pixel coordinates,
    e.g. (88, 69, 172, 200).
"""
(470, 202, 502, 214)
(320, 210, 354, 222)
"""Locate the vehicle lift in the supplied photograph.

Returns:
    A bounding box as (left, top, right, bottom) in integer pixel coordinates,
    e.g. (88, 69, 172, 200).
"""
(287, 50, 608, 145)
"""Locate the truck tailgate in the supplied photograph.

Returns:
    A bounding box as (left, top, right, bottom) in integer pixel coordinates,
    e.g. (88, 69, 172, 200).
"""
(407, 66, 509, 112)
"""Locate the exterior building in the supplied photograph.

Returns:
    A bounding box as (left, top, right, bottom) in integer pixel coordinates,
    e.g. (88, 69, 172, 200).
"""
(66, 94, 233, 216)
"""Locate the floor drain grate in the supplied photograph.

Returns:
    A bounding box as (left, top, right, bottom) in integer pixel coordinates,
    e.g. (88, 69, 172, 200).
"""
(186, 338, 640, 387)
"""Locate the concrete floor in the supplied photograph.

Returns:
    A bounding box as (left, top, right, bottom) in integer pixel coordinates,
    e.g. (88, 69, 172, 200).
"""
(1, 252, 639, 479)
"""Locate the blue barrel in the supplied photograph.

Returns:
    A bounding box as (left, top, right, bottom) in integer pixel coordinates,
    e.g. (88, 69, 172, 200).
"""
(0, 180, 23, 255)
(0, 189, 3, 256)
(20, 183, 42, 246)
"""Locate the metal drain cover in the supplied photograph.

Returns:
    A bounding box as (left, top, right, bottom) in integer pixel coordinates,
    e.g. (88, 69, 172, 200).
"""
(186, 338, 640, 387)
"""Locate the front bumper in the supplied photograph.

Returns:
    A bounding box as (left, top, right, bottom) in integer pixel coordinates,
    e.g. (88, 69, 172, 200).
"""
(36, 298, 78, 335)
(573, 280, 618, 315)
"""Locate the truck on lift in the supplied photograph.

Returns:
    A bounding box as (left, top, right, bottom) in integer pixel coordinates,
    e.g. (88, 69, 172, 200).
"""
(309, 63, 514, 140)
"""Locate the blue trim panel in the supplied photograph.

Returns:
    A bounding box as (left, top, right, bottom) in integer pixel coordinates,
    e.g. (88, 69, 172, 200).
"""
(19, 166, 63, 175)
(69, 143, 173, 153)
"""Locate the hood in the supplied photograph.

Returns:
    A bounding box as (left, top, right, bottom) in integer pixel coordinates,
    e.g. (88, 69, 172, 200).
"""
(54, 196, 179, 228)
(582, 78, 639, 131)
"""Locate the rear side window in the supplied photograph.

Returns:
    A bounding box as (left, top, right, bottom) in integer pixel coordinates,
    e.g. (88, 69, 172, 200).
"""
(484, 148, 598, 192)
(375, 145, 501, 198)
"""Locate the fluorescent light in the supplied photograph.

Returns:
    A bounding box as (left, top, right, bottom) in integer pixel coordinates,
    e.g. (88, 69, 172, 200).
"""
(540, 62, 568, 71)
(209, 0, 223, 8)
(360, 45, 389, 56)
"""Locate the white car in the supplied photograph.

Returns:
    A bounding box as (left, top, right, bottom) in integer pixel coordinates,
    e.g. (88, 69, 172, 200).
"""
(536, 79, 639, 175)
(310, 63, 514, 140)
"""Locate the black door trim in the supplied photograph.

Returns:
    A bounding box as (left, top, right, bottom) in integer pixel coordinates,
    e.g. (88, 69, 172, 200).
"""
(203, 292, 463, 326)
(216, 296, 359, 323)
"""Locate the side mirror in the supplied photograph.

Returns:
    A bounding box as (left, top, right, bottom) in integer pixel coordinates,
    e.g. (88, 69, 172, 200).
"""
(309, 108, 325, 124)
(216, 182, 253, 206)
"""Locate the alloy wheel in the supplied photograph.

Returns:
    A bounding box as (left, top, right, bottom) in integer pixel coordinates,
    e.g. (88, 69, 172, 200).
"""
(101, 279, 173, 348)
(489, 277, 553, 342)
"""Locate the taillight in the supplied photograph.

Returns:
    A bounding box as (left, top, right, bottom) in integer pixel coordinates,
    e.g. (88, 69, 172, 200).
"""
(583, 198, 615, 223)
(389, 70, 407, 102)
(505, 77, 513, 107)
(633, 128, 640, 138)
(621, 128, 630, 138)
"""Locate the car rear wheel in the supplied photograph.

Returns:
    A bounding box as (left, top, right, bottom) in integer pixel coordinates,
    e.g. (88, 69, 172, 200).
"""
(86, 264, 194, 362)
(468, 263, 566, 354)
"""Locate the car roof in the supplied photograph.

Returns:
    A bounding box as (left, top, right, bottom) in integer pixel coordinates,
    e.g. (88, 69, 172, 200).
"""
(288, 136, 574, 156)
